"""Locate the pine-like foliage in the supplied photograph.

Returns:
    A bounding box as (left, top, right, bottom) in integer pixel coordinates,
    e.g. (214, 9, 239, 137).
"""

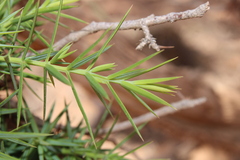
(0, 0, 179, 159)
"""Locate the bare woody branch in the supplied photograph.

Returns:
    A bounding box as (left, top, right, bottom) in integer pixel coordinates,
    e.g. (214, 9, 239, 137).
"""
(99, 97, 207, 134)
(53, 2, 210, 51)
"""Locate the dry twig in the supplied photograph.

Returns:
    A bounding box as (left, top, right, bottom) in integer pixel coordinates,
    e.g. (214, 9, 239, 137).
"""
(25, 2, 210, 56)
(52, 2, 210, 51)
(99, 97, 207, 134)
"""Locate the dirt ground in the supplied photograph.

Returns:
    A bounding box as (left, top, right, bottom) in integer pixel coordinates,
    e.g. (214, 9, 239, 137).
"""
(20, 0, 240, 159)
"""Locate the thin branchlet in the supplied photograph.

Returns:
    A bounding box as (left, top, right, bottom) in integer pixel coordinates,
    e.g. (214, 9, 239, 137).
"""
(26, 2, 209, 55)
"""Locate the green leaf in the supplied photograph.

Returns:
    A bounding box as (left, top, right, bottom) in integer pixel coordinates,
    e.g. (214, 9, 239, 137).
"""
(68, 27, 109, 69)
(15, 2, 78, 24)
(32, 30, 50, 48)
(26, 52, 58, 61)
(68, 46, 111, 69)
(129, 91, 158, 117)
(23, 79, 42, 101)
(38, 145, 44, 160)
(108, 50, 162, 80)
(156, 83, 179, 90)
(85, 72, 109, 100)
(5, 138, 36, 148)
(0, 152, 19, 160)
(144, 57, 178, 74)
(21, 0, 39, 59)
(0, 131, 52, 139)
(17, 63, 25, 127)
(0, 108, 18, 115)
(45, 63, 70, 85)
(45, 0, 64, 62)
(90, 63, 116, 73)
(94, 103, 112, 137)
(0, 9, 21, 31)
(66, 72, 96, 147)
(109, 123, 146, 154)
(0, 0, 7, 14)
(50, 43, 72, 64)
(10, 123, 31, 132)
(137, 84, 176, 93)
(45, 139, 83, 147)
(22, 0, 35, 16)
(58, 50, 76, 60)
(39, 5, 76, 14)
(65, 108, 73, 138)
(43, 68, 48, 121)
(67, 30, 110, 70)
(87, 6, 132, 70)
(8, 10, 24, 57)
(97, 116, 118, 148)
(118, 57, 178, 80)
(111, 69, 145, 80)
(69, 52, 98, 69)
(24, 103, 40, 133)
(0, 89, 18, 108)
(41, 103, 56, 133)
(40, 14, 74, 29)
(120, 81, 173, 107)
(46, 0, 79, 7)
(0, 62, 20, 68)
(0, 30, 23, 35)
(48, 71, 56, 86)
(106, 82, 143, 141)
(43, 103, 69, 133)
(123, 141, 152, 157)
(51, 11, 88, 24)
(0, 70, 47, 83)
(133, 76, 181, 85)
(0, 44, 25, 48)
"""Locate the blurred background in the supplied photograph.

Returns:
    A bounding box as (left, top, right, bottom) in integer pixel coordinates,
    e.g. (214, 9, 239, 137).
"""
(21, 0, 240, 159)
